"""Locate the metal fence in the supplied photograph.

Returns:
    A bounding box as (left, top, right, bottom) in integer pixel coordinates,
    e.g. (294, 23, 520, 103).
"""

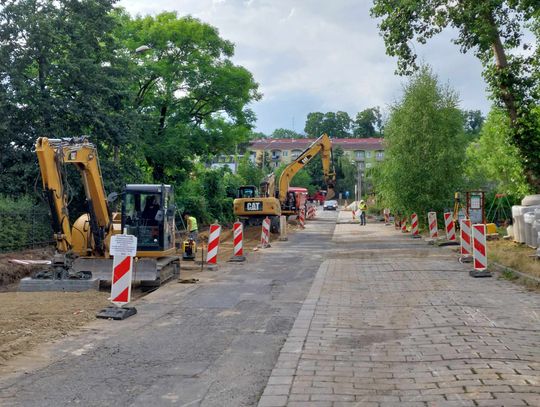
(0, 207, 53, 253)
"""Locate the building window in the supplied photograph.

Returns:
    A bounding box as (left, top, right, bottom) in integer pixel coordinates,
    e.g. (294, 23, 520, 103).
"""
(282, 150, 288, 157)
(271, 150, 281, 160)
(376, 151, 384, 160)
(291, 149, 302, 159)
(355, 150, 365, 160)
(366, 151, 372, 159)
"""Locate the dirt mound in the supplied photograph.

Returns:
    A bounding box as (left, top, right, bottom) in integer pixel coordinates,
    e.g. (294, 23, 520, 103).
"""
(0, 247, 54, 289)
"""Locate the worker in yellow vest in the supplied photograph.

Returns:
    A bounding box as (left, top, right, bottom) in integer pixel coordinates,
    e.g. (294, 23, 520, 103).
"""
(184, 212, 198, 241)
(359, 200, 367, 226)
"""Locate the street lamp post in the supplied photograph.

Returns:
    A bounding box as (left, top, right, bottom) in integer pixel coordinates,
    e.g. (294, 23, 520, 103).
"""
(357, 162, 363, 201)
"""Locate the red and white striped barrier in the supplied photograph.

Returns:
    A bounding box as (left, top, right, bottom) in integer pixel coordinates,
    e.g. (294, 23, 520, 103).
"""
(111, 256, 133, 305)
(472, 224, 487, 272)
(260, 217, 271, 248)
(298, 208, 305, 228)
(109, 234, 137, 307)
(206, 223, 221, 264)
(401, 216, 408, 233)
(444, 212, 456, 241)
(229, 221, 245, 262)
(307, 205, 316, 219)
(460, 219, 472, 260)
(428, 212, 438, 239)
(411, 213, 419, 236)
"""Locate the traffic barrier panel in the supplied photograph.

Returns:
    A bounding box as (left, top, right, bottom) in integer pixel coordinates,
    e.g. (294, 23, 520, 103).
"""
(444, 212, 456, 241)
(206, 223, 221, 264)
(307, 205, 316, 219)
(411, 213, 420, 237)
(428, 212, 438, 239)
(401, 216, 408, 233)
(471, 224, 491, 277)
(97, 233, 138, 320)
(460, 219, 472, 261)
(299, 208, 305, 229)
(261, 217, 271, 248)
(279, 215, 288, 241)
(229, 221, 246, 262)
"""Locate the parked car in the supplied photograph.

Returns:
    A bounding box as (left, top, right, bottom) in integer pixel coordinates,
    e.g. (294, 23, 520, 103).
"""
(323, 200, 338, 211)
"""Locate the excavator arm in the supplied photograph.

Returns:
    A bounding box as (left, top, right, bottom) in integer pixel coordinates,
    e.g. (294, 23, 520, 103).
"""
(277, 133, 336, 203)
(36, 137, 112, 256)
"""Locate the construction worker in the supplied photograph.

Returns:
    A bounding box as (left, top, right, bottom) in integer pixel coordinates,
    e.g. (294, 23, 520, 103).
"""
(359, 200, 367, 226)
(383, 207, 390, 225)
(184, 212, 198, 241)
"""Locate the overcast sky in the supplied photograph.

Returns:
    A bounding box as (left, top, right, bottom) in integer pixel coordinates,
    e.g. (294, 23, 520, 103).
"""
(118, 0, 491, 135)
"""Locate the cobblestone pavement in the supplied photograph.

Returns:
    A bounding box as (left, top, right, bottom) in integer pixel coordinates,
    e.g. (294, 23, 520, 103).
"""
(258, 213, 540, 407)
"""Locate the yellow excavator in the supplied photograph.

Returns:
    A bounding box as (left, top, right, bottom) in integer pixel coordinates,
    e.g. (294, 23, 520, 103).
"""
(34, 137, 179, 285)
(233, 133, 335, 231)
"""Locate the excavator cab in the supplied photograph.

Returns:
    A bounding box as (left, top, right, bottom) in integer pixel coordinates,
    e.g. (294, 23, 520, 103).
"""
(121, 184, 176, 255)
(237, 185, 258, 198)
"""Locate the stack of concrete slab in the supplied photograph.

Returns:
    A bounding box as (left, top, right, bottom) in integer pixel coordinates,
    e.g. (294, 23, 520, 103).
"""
(512, 194, 540, 247)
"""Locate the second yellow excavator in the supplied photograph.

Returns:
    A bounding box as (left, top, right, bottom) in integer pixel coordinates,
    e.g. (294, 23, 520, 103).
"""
(233, 133, 335, 231)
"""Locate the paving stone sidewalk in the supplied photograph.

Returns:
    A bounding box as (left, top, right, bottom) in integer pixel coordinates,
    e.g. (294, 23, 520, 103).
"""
(258, 217, 540, 407)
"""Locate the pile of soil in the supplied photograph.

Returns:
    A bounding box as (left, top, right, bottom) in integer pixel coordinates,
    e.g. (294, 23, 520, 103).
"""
(0, 247, 54, 289)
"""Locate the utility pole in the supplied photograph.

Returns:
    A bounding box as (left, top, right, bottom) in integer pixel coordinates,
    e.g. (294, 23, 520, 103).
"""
(357, 162, 363, 201)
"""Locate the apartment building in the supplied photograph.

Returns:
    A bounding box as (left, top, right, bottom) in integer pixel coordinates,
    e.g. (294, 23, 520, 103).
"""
(248, 138, 385, 170)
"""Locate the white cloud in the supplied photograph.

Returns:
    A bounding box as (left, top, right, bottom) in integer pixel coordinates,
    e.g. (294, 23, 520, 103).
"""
(118, 0, 491, 134)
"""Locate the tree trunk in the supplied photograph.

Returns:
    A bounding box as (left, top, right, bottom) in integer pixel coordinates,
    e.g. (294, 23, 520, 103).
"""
(488, 15, 539, 191)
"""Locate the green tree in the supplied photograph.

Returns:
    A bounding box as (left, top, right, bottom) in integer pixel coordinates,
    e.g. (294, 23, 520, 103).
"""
(374, 67, 467, 219)
(463, 110, 485, 140)
(371, 0, 540, 189)
(304, 111, 351, 138)
(333, 147, 357, 197)
(117, 11, 261, 183)
(353, 107, 383, 137)
(270, 128, 304, 139)
(465, 108, 532, 198)
(0, 0, 138, 196)
(237, 155, 265, 186)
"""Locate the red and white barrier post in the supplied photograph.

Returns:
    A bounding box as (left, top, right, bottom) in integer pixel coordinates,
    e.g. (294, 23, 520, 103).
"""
(428, 212, 438, 239)
(260, 217, 271, 248)
(471, 224, 490, 277)
(206, 223, 221, 264)
(298, 208, 305, 229)
(97, 233, 138, 320)
(401, 216, 408, 233)
(444, 212, 456, 241)
(460, 219, 472, 262)
(411, 213, 420, 238)
(229, 221, 246, 262)
(307, 205, 316, 220)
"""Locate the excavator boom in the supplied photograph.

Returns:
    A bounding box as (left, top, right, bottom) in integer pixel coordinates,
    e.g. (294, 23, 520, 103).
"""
(277, 133, 336, 204)
(36, 137, 111, 255)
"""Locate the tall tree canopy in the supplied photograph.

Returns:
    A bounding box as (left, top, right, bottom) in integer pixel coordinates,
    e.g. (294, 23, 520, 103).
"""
(375, 67, 466, 218)
(0, 0, 136, 195)
(304, 111, 351, 138)
(353, 107, 383, 137)
(465, 108, 532, 198)
(117, 11, 261, 182)
(270, 128, 304, 139)
(371, 0, 540, 190)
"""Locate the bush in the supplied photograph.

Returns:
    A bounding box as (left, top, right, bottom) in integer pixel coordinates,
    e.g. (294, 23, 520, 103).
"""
(0, 195, 52, 252)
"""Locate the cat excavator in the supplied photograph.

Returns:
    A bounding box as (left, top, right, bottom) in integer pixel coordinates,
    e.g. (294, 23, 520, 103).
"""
(33, 137, 179, 285)
(233, 133, 335, 231)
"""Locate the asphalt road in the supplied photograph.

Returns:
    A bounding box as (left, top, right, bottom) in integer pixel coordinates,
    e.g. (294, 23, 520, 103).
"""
(0, 210, 338, 407)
